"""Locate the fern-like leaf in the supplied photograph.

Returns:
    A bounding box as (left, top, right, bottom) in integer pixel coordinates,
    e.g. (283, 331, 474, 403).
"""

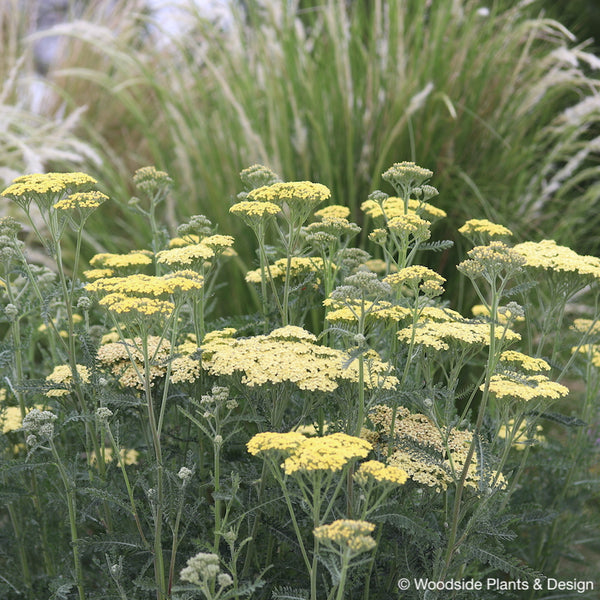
(418, 239, 454, 252)
(271, 585, 309, 600)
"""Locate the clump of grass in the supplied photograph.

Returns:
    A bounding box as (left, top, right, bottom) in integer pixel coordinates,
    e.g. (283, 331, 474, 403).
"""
(27, 1, 598, 253)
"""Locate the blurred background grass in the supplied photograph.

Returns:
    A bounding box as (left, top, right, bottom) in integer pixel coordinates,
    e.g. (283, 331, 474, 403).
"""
(2, 0, 600, 315)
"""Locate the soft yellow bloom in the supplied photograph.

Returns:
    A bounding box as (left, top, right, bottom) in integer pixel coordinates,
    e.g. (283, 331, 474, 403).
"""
(459, 242, 526, 277)
(89, 447, 139, 466)
(90, 251, 153, 270)
(387, 213, 431, 240)
(485, 373, 569, 402)
(382, 162, 433, 190)
(571, 344, 600, 368)
(99, 294, 174, 318)
(497, 419, 545, 450)
(200, 235, 235, 251)
(384, 266, 445, 297)
(355, 460, 408, 485)
(458, 219, 512, 239)
(570, 318, 600, 336)
(361, 197, 445, 221)
(87, 273, 203, 298)
(500, 351, 550, 372)
(84, 268, 114, 280)
(397, 320, 521, 351)
(471, 304, 525, 324)
(512, 239, 600, 280)
(202, 327, 398, 392)
(324, 299, 411, 324)
(156, 243, 214, 266)
(247, 181, 331, 209)
(170, 356, 202, 384)
(2, 172, 97, 198)
(369, 405, 504, 493)
(246, 431, 307, 455)
(169, 234, 201, 247)
(313, 519, 376, 553)
(45, 364, 90, 397)
(53, 191, 108, 210)
(245, 256, 328, 284)
(97, 336, 171, 389)
(282, 433, 372, 474)
(314, 205, 351, 219)
(229, 200, 281, 219)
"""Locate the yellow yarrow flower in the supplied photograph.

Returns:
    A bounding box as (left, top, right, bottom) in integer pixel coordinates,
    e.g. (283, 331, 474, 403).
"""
(202, 327, 397, 392)
(99, 294, 174, 318)
(156, 243, 214, 267)
(247, 181, 331, 209)
(45, 364, 91, 397)
(570, 318, 600, 336)
(397, 320, 521, 352)
(497, 419, 545, 450)
(87, 273, 203, 298)
(246, 431, 307, 455)
(361, 197, 445, 221)
(512, 239, 600, 280)
(485, 373, 569, 402)
(384, 266, 445, 297)
(572, 344, 600, 368)
(314, 204, 351, 219)
(2, 172, 97, 197)
(369, 405, 505, 493)
(90, 251, 153, 270)
(355, 460, 408, 485)
(53, 191, 108, 210)
(313, 519, 376, 554)
(89, 447, 139, 467)
(281, 433, 372, 474)
(471, 304, 525, 324)
(245, 256, 328, 284)
(1, 404, 50, 434)
(500, 351, 550, 372)
(382, 162, 433, 191)
(458, 219, 512, 239)
(387, 213, 431, 241)
(169, 356, 202, 384)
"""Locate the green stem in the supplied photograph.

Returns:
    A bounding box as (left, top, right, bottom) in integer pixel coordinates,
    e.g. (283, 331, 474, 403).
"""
(335, 550, 351, 600)
(50, 440, 85, 600)
(142, 335, 167, 600)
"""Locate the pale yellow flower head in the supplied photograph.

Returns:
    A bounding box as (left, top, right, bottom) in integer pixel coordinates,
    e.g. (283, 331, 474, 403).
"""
(355, 460, 408, 485)
(90, 251, 153, 271)
(313, 519, 376, 554)
(2, 172, 98, 209)
(53, 191, 108, 211)
(512, 239, 600, 281)
(281, 433, 372, 474)
(247, 181, 331, 210)
(459, 219, 512, 240)
(314, 204, 351, 219)
(246, 431, 307, 456)
(484, 373, 569, 402)
(46, 364, 91, 397)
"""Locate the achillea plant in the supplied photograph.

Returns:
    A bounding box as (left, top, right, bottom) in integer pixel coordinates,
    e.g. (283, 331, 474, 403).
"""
(0, 162, 598, 600)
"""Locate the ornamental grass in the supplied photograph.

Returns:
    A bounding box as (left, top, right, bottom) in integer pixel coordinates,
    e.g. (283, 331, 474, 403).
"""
(0, 162, 598, 600)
